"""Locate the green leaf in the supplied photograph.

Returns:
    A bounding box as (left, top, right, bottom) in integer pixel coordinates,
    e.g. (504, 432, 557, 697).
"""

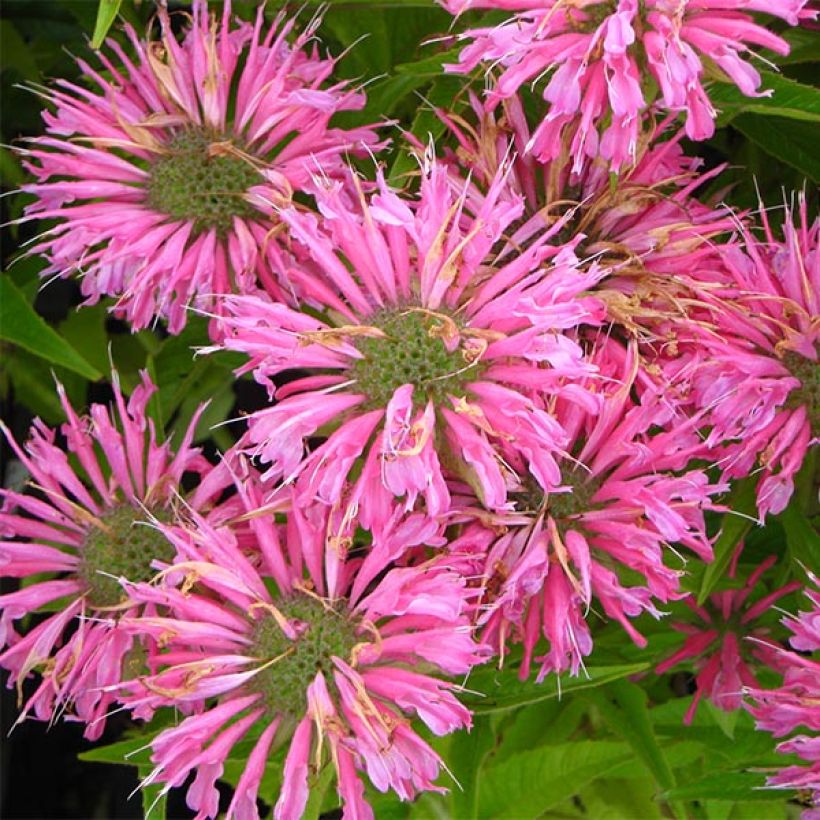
(78, 733, 155, 767)
(138, 767, 167, 820)
(90, 0, 122, 49)
(448, 715, 495, 819)
(731, 114, 820, 182)
(781, 504, 820, 568)
(584, 680, 678, 795)
(777, 28, 820, 65)
(477, 741, 634, 818)
(711, 72, 820, 124)
(461, 663, 649, 714)
(697, 477, 758, 605)
(662, 772, 785, 802)
(0, 276, 102, 380)
(388, 75, 473, 184)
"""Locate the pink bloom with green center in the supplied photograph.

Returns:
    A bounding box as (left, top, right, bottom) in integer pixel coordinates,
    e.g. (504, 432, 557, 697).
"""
(113, 484, 488, 819)
(442, 0, 813, 171)
(455, 340, 724, 679)
(656, 545, 800, 724)
(209, 160, 606, 518)
(0, 373, 226, 739)
(17, 1, 382, 332)
(667, 196, 818, 518)
(746, 576, 820, 817)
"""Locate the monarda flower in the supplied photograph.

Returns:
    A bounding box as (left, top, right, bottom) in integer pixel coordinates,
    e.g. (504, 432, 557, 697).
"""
(0, 372, 225, 738)
(209, 159, 606, 520)
(746, 576, 820, 817)
(668, 196, 818, 518)
(113, 489, 487, 820)
(432, 96, 735, 334)
(656, 545, 800, 724)
(441, 0, 812, 170)
(18, 1, 381, 332)
(457, 340, 724, 679)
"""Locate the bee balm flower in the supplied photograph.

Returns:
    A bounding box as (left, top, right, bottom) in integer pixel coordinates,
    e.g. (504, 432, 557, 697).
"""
(461, 340, 724, 678)
(115, 488, 488, 819)
(210, 159, 606, 520)
(441, 0, 813, 171)
(0, 373, 225, 738)
(656, 546, 800, 724)
(18, 2, 382, 331)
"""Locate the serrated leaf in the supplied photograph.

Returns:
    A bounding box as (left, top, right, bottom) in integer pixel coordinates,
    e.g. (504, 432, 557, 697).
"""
(478, 741, 634, 818)
(0, 276, 102, 380)
(584, 680, 678, 794)
(698, 477, 758, 605)
(710, 72, 820, 123)
(732, 114, 820, 182)
(90, 0, 122, 49)
(661, 772, 784, 802)
(461, 663, 649, 714)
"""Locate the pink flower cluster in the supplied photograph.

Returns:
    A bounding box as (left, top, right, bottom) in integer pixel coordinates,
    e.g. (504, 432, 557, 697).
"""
(442, 0, 815, 171)
(2, 2, 818, 818)
(746, 577, 820, 815)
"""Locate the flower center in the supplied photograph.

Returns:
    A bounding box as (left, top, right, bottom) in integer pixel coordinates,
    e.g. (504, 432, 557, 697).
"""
(78, 506, 175, 608)
(515, 469, 601, 520)
(352, 308, 480, 408)
(784, 350, 819, 436)
(147, 130, 262, 233)
(248, 594, 359, 717)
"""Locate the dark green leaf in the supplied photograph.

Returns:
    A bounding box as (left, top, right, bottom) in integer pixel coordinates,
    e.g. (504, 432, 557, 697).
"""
(0, 276, 102, 380)
(732, 114, 820, 182)
(662, 772, 785, 802)
(711, 71, 820, 124)
(777, 28, 820, 65)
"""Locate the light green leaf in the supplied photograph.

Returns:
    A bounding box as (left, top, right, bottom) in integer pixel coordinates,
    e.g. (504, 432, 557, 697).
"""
(478, 740, 633, 818)
(448, 715, 495, 819)
(584, 680, 678, 795)
(91, 0, 123, 49)
(698, 477, 758, 605)
(138, 767, 167, 820)
(461, 662, 649, 714)
(0, 276, 102, 380)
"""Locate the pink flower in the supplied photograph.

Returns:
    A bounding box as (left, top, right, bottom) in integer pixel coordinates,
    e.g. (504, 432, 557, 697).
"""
(17, 2, 382, 332)
(665, 195, 818, 518)
(431, 95, 736, 327)
(456, 340, 725, 679)
(745, 576, 820, 816)
(442, 0, 813, 170)
(0, 372, 226, 738)
(656, 545, 800, 724)
(209, 159, 606, 519)
(114, 481, 488, 819)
